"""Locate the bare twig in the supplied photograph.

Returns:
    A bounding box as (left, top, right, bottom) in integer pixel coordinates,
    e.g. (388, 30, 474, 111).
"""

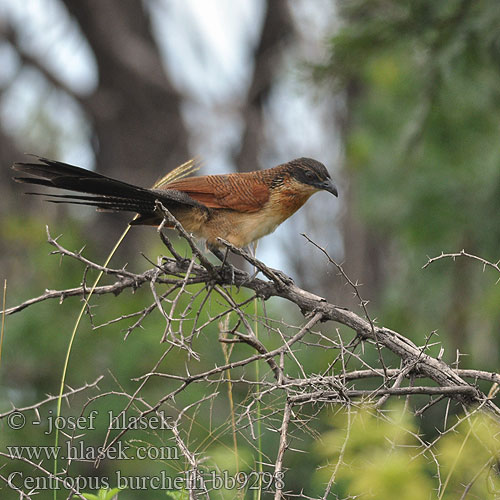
(423, 250, 500, 283)
(4, 227, 500, 498)
(0, 376, 103, 420)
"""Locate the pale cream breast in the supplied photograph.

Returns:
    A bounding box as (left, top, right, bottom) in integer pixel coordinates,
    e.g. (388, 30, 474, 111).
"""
(223, 209, 284, 247)
(174, 182, 319, 249)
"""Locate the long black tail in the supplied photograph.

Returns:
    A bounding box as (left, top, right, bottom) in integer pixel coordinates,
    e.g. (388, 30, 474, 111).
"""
(12, 156, 205, 221)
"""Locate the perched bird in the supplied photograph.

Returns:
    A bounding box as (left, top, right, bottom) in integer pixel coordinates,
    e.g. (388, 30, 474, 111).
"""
(12, 156, 338, 251)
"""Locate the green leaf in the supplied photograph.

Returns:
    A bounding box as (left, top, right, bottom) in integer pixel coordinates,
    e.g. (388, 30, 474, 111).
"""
(102, 488, 124, 500)
(82, 488, 123, 500)
(165, 490, 189, 500)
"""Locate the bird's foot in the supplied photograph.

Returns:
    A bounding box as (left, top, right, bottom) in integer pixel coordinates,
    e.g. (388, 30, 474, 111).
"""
(207, 245, 238, 285)
(236, 269, 259, 290)
(222, 263, 236, 285)
(161, 255, 190, 267)
(269, 269, 294, 286)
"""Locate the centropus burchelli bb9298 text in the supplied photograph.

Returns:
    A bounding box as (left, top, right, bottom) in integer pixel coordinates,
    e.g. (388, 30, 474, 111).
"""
(12, 157, 338, 250)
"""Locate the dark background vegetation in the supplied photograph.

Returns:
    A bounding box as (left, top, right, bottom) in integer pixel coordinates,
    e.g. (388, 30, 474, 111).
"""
(1, 0, 500, 498)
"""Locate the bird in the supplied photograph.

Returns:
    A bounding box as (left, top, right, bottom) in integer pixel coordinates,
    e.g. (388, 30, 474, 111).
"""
(12, 156, 338, 252)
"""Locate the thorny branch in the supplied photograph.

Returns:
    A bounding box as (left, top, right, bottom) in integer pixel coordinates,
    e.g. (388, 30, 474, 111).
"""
(424, 249, 500, 283)
(2, 215, 500, 498)
(0, 376, 104, 420)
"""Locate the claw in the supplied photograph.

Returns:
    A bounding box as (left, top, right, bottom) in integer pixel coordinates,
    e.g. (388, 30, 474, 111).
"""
(272, 269, 294, 286)
(207, 244, 237, 285)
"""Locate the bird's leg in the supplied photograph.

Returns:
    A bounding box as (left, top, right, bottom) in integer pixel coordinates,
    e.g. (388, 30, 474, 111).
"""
(243, 242, 260, 283)
(245, 246, 294, 287)
(208, 244, 235, 283)
(248, 242, 293, 285)
(269, 268, 294, 286)
(208, 245, 227, 264)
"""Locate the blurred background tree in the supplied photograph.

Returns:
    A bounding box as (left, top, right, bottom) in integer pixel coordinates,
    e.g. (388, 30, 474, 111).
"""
(315, 0, 500, 364)
(2, 0, 500, 498)
(1, 2, 341, 498)
(0, 0, 340, 274)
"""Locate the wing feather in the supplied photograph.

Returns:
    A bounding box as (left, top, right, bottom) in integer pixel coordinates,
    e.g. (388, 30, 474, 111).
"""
(162, 172, 270, 213)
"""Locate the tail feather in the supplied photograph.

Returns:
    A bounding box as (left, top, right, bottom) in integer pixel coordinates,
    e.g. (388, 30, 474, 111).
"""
(26, 191, 155, 213)
(13, 156, 106, 180)
(12, 156, 208, 221)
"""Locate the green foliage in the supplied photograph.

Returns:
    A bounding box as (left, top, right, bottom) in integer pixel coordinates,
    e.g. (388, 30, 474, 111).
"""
(164, 491, 189, 500)
(314, 405, 500, 499)
(316, 0, 500, 365)
(5, 4, 500, 496)
(82, 488, 123, 500)
(0, 214, 295, 499)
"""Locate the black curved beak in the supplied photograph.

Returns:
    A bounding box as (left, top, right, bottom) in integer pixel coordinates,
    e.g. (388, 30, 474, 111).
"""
(320, 179, 338, 197)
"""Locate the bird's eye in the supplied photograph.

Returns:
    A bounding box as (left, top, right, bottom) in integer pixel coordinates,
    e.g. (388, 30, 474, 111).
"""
(305, 170, 315, 180)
